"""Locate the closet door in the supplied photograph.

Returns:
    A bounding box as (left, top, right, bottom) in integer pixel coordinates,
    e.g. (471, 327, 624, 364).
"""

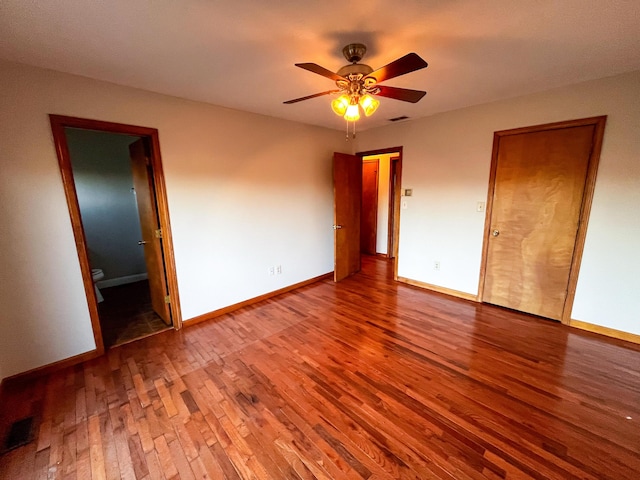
(483, 123, 598, 320)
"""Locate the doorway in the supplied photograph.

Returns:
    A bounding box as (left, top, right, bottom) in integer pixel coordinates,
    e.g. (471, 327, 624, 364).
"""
(50, 115, 182, 352)
(361, 152, 402, 259)
(479, 116, 606, 323)
(361, 159, 379, 255)
(333, 147, 403, 282)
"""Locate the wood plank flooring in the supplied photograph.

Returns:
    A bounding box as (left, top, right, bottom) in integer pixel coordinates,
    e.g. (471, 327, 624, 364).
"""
(1, 256, 639, 479)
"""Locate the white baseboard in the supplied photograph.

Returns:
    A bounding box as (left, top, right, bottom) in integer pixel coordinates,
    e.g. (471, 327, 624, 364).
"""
(97, 273, 148, 288)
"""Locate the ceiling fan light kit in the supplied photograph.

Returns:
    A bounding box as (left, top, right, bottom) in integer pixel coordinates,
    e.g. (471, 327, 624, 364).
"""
(284, 43, 428, 138)
(360, 94, 380, 116)
(331, 93, 379, 119)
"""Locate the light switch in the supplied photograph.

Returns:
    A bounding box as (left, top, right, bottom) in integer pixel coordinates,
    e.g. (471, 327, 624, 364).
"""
(402, 200, 408, 210)
(476, 201, 485, 212)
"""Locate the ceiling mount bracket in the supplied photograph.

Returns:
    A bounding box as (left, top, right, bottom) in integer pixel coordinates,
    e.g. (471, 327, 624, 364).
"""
(342, 43, 367, 63)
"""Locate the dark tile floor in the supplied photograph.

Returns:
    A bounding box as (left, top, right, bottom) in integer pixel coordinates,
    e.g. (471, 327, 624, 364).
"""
(97, 280, 171, 348)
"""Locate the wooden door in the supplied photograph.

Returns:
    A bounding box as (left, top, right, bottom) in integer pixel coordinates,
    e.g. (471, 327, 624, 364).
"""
(130, 139, 172, 325)
(483, 124, 597, 320)
(361, 159, 379, 255)
(334, 152, 362, 281)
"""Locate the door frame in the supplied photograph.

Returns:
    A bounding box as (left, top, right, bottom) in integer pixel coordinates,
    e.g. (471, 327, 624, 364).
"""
(387, 156, 401, 261)
(477, 116, 607, 324)
(50, 115, 182, 354)
(356, 146, 403, 279)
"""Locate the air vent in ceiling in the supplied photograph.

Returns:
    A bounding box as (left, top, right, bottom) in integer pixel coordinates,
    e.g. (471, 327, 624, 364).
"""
(389, 116, 409, 122)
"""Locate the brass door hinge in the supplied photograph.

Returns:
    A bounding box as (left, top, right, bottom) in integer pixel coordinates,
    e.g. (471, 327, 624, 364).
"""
(164, 295, 171, 304)
(155, 228, 163, 239)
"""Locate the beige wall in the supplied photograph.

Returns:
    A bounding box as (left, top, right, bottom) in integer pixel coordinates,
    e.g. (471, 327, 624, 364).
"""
(0, 60, 347, 379)
(1, 59, 638, 380)
(356, 70, 640, 336)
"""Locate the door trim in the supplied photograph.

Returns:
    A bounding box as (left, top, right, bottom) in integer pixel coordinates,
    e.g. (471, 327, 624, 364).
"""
(49, 115, 183, 354)
(388, 156, 401, 262)
(477, 116, 607, 324)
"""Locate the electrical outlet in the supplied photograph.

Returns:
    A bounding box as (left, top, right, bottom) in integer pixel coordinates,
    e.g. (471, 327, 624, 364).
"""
(434, 261, 441, 271)
(268, 266, 275, 276)
(276, 265, 282, 274)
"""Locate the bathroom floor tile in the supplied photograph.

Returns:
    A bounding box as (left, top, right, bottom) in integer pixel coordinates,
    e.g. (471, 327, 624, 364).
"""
(98, 280, 171, 348)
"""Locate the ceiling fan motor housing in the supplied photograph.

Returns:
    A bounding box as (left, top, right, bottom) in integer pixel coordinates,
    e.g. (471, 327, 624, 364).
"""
(336, 63, 374, 78)
(337, 44, 377, 95)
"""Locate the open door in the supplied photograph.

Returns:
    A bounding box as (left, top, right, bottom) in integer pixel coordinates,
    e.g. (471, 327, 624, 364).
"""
(333, 152, 362, 281)
(130, 139, 172, 325)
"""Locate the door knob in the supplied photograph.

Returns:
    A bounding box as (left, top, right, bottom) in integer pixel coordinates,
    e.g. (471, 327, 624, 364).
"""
(491, 229, 500, 237)
(138, 240, 147, 245)
(333, 225, 343, 230)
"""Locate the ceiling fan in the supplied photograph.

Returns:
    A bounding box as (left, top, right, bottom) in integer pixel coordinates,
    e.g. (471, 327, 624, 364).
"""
(284, 43, 428, 123)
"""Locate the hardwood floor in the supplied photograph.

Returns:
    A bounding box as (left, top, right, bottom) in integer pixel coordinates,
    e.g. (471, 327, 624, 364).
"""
(1, 256, 639, 479)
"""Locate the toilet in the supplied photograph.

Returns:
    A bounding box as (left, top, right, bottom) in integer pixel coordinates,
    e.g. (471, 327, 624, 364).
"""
(92, 268, 105, 303)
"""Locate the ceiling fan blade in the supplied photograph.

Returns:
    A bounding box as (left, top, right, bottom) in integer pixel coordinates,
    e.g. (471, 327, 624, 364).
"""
(376, 86, 427, 103)
(283, 90, 341, 104)
(367, 53, 428, 83)
(295, 63, 345, 81)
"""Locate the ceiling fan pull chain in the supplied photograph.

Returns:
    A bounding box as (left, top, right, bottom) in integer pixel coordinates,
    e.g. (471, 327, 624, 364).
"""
(345, 120, 357, 141)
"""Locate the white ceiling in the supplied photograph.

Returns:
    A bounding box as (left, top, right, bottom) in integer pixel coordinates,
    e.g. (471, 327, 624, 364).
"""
(1, 1, 639, 131)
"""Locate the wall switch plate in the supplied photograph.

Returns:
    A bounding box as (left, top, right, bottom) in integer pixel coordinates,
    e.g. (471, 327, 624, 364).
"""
(269, 266, 275, 276)
(402, 200, 408, 210)
(434, 261, 440, 270)
(276, 265, 282, 274)
(477, 201, 485, 212)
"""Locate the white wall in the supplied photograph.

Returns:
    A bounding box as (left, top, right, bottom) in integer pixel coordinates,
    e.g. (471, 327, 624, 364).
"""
(66, 129, 147, 282)
(356, 70, 640, 336)
(0, 60, 347, 379)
